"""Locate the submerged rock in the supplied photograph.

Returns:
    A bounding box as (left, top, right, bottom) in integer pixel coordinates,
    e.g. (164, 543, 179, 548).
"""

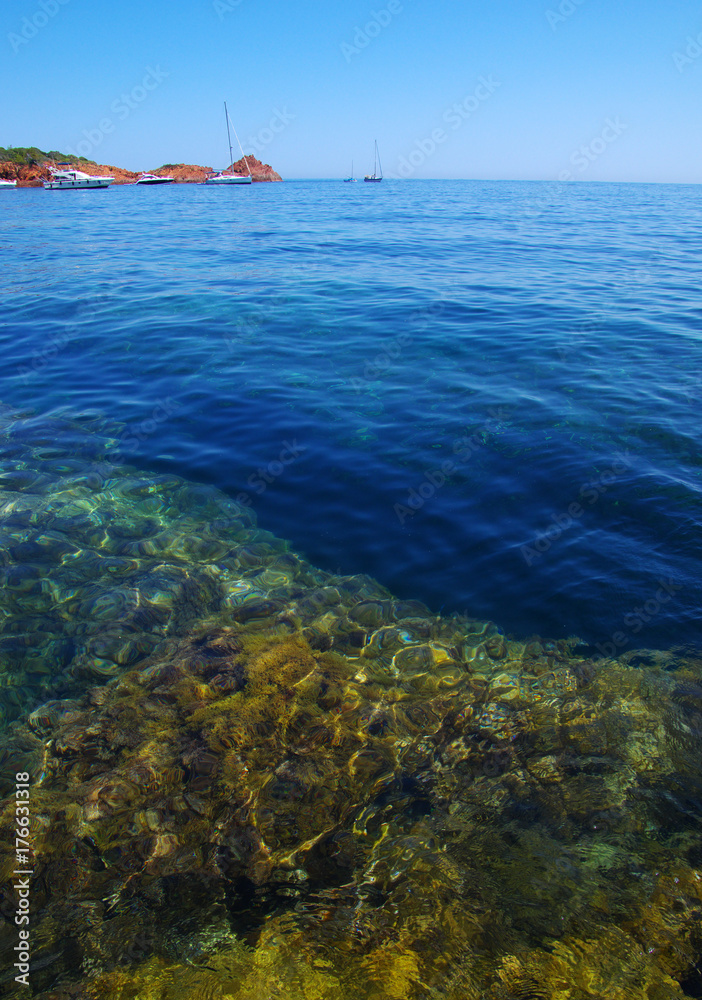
(0, 407, 700, 998)
(0, 621, 700, 998)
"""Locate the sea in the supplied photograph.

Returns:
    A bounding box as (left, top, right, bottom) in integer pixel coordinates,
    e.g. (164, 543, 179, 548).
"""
(3, 178, 701, 657)
(3, 177, 702, 998)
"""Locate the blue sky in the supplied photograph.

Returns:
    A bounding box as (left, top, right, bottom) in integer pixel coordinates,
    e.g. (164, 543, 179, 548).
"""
(2, 0, 701, 181)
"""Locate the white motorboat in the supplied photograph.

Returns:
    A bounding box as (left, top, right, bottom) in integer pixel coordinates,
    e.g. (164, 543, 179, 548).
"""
(43, 165, 113, 190)
(136, 173, 175, 185)
(205, 102, 253, 185)
(0, 179, 17, 188)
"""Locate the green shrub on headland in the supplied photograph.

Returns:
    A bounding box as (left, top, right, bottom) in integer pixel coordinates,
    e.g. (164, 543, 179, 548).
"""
(0, 145, 95, 165)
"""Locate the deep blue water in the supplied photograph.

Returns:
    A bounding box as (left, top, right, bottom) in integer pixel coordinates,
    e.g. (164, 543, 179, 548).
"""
(2, 178, 701, 655)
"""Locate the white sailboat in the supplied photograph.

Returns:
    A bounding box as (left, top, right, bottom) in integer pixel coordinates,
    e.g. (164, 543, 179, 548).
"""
(344, 160, 356, 182)
(205, 102, 253, 185)
(364, 141, 383, 182)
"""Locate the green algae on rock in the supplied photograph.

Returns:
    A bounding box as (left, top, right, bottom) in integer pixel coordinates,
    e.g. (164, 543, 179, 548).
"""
(0, 407, 291, 729)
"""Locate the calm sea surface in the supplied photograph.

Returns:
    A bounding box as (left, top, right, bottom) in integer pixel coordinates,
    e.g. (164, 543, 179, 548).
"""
(2, 178, 701, 655)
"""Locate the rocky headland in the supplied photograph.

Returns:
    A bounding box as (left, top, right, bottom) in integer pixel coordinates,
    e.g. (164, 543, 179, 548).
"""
(0, 149, 282, 186)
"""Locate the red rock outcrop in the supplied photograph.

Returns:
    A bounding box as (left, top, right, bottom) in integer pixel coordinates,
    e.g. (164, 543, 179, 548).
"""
(0, 155, 282, 186)
(231, 155, 282, 182)
(145, 156, 282, 183)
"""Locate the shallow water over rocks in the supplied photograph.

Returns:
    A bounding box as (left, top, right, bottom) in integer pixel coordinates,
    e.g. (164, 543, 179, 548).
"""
(0, 408, 700, 999)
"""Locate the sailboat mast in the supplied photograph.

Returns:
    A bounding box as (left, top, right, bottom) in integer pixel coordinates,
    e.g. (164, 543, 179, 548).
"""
(224, 101, 234, 171)
(227, 115, 252, 177)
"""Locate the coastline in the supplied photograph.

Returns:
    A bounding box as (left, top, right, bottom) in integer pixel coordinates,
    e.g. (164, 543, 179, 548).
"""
(0, 155, 283, 186)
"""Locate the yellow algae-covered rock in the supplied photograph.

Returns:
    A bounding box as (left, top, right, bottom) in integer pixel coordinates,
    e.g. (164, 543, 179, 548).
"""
(1, 618, 700, 999)
(492, 928, 686, 999)
(77, 942, 347, 1000)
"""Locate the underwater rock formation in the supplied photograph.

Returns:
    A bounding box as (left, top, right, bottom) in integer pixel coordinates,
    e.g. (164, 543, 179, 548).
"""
(0, 407, 700, 998)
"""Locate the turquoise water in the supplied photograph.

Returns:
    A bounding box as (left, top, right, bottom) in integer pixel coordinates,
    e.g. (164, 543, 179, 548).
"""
(2, 178, 702, 655)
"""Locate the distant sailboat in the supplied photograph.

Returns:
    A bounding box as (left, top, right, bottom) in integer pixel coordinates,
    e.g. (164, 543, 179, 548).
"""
(364, 141, 383, 182)
(205, 102, 253, 185)
(344, 160, 357, 182)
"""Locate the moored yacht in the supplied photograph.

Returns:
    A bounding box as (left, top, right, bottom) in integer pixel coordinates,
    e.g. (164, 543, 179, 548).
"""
(364, 141, 383, 182)
(0, 179, 17, 188)
(44, 165, 114, 190)
(136, 173, 175, 185)
(205, 102, 253, 185)
(205, 170, 252, 185)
